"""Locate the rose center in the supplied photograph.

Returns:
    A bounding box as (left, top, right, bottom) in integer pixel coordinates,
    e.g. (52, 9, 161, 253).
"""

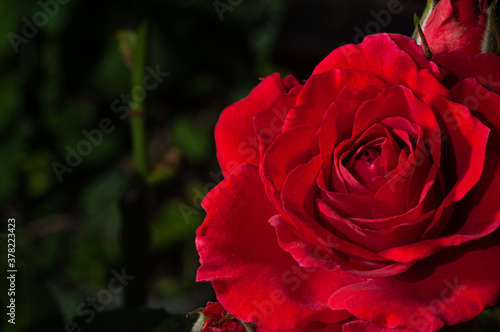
(349, 146, 384, 183)
(341, 136, 397, 192)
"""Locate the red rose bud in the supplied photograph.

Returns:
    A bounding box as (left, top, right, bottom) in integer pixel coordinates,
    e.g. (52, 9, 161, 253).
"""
(190, 302, 255, 332)
(415, 0, 499, 55)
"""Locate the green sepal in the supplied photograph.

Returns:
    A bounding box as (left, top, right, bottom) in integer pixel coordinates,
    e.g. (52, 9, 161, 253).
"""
(240, 321, 258, 332)
(413, 0, 438, 41)
(481, 0, 500, 54)
(191, 311, 207, 332)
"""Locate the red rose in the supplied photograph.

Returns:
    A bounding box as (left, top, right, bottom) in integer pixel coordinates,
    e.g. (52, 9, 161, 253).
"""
(417, 0, 489, 55)
(196, 33, 500, 331)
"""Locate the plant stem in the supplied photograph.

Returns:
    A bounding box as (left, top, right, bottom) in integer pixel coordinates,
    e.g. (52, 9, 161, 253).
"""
(130, 22, 149, 176)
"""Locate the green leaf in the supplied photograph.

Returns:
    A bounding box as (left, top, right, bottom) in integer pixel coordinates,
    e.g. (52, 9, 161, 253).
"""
(151, 200, 200, 250)
(0, 230, 63, 332)
(171, 116, 211, 163)
(0, 120, 31, 203)
(478, 307, 500, 331)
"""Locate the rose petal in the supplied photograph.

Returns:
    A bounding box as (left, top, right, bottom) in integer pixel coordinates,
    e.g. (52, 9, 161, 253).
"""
(451, 78, 500, 155)
(352, 86, 442, 167)
(319, 85, 386, 159)
(388, 34, 443, 77)
(313, 34, 449, 99)
(432, 52, 500, 94)
(203, 302, 225, 316)
(254, 85, 302, 159)
(261, 125, 318, 209)
(379, 150, 500, 262)
(432, 53, 495, 90)
(216, 73, 301, 176)
(421, 94, 489, 239)
(329, 231, 500, 332)
(283, 69, 388, 131)
(257, 321, 345, 332)
(342, 320, 414, 332)
(317, 199, 435, 253)
(196, 163, 355, 330)
(280, 157, 388, 265)
(320, 191, 374, 219)
(279, 157, 419, 277)
(270, 213, 413, 278)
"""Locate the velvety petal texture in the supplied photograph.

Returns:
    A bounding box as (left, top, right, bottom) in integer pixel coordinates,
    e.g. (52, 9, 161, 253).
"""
(215, 73, 302, 177)
(197, 164, 359, 331)
(342, 320, 414, 332)
(432, 52, 500, 93)
(197, 33, 500, 332)
(421, 0, 488, 55)
(329, 232, 500, 332)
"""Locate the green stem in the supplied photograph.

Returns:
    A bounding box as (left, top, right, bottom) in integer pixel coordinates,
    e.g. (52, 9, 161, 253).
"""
(130, 22, 149, 176)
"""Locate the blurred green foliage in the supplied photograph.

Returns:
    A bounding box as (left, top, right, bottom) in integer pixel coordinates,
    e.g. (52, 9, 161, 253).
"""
(0, 0, 289, 330)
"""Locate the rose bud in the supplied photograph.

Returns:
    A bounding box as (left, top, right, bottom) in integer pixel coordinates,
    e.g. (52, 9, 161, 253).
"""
(190, 302, 255, 332)
(415, 0, 500, 55)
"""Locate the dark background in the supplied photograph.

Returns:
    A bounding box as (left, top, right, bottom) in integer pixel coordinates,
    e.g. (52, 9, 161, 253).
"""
(1, 0, 499, 331)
